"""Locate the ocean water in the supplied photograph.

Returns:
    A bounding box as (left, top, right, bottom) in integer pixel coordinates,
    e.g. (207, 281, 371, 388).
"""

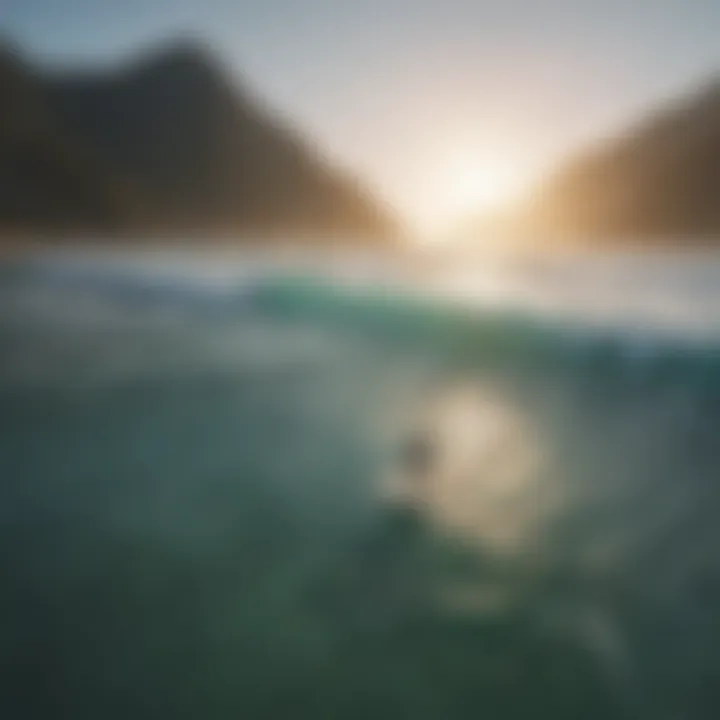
(2, 248, 720, 719)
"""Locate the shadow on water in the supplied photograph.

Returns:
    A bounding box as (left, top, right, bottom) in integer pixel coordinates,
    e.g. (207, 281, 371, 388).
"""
(3, 265, 720, 718)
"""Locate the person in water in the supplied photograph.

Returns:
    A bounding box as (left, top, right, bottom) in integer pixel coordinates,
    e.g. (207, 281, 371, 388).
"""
(400, 428, 436, 502)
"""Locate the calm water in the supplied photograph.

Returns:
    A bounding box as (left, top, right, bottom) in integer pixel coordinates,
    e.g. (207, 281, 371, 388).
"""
(2, 248, 720, 719)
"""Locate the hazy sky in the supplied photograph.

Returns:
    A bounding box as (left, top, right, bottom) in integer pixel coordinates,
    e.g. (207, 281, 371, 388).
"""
(3, 0, 720, 231)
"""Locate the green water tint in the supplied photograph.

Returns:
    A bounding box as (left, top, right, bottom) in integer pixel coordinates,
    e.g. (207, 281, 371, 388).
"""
(3, 269, 720, 718)
(250, 274, 561, 365)
(0, 371, 623, 720)
(254, 273, 720, 391)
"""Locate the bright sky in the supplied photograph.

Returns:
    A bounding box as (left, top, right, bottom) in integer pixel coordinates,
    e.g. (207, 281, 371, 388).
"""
(3, 0, 720, 233)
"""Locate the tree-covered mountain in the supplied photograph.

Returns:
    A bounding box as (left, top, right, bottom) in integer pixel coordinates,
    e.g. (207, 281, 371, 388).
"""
(523, 79, 720, 242)
(0, 43, 132, 234)
(461, 78, 720, 246)
(0, 39, 398, 240)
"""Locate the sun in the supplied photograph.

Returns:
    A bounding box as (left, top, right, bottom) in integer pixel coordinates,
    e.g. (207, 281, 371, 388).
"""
(413, 149, 532, 239)
(451, 164, 524, 214)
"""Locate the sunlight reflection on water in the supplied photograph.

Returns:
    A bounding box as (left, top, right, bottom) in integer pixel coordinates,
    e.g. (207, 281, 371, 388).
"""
(388, 381, 553, 556)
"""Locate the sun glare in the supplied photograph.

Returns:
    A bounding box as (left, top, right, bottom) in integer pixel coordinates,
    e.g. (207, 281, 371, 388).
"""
(451, 164, 525, 214)
(413, 146, 533, 240)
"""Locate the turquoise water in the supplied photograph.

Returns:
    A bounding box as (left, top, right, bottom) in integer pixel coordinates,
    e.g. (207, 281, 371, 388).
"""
(2, 255, 720, 719)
